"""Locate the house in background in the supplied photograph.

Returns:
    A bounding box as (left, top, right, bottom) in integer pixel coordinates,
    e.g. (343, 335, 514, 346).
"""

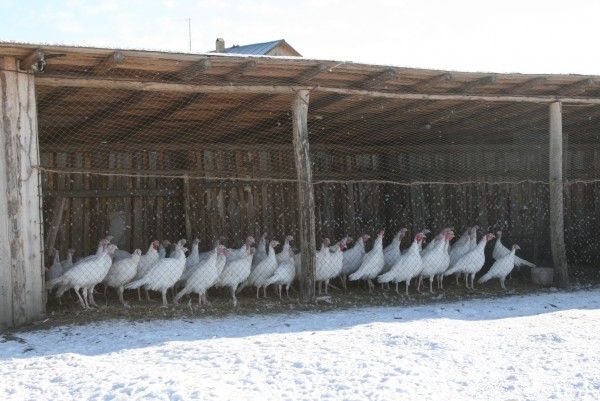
(213, 38, 302, 57)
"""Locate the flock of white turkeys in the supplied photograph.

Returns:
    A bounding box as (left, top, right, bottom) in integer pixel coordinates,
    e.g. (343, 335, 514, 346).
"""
(45, 227, 535, 309)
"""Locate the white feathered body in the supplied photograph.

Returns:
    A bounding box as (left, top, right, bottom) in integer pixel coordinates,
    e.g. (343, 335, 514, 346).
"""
(479, 248, 517, 286)
(124, 250, 186, 293)
(349, 234, 384, 281)
(104, 251, 141, 288)
(378, 237, 422, 284)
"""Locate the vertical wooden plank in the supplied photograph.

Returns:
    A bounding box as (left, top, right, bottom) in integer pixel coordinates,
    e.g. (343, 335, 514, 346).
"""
(70, 153, 84, 254)
(549, 101, 568, 287)
(183, 175, 192, 241)
(133, 152, 144, 248)
(292, 90, 316, 302)
(82, 153, 91, 255)
(408, 154, 425, 230)
(259, 151, 272, 235)
(0, 57, 44, 328)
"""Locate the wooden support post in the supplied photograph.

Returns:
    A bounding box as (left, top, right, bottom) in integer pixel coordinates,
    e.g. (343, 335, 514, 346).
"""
(549, 101, 568, 288)
(183, 175, 193, 241)
(292, 89, 316, 302)
(45, 196, 66, 254)
(0, 57, 44, 329)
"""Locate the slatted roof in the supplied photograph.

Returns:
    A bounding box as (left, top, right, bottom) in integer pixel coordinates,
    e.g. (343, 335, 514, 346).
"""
(1, 42, 600, 149)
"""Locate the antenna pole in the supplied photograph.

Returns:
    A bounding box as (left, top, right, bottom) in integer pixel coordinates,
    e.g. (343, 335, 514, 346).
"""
(187, 18, 192, 52)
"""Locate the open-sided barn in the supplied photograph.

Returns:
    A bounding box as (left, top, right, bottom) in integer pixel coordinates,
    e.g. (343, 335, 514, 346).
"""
(1, 42, 599, 328)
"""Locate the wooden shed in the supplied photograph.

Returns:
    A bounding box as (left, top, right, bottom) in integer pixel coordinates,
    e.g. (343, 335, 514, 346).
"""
(1, 42, 600, 328)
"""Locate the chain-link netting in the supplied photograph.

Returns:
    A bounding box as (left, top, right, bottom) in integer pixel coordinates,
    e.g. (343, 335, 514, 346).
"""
(26, 52, 599, 313)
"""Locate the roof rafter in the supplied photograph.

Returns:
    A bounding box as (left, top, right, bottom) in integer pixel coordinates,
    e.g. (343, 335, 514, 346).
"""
(357, 68, 398, 89)
(170, 58, 212, 81)
(294, 63, 328, 84)
(557, 78, 595, 96)
(115, 92, 208, 142)
(411, 73, 453, 92)
(454, 75, 497, 94)
(225, 59, 257, 81)
(89, 51, 125, 75)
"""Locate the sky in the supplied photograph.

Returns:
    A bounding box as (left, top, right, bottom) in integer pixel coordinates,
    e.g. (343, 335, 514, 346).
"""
(1, 0, 600, 75)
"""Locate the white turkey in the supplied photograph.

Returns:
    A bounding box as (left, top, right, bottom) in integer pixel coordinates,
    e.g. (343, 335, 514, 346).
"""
(124, 242, 188, 306)
(253, 232, 268, 267)
(112, 248, 132, 262)
(317, 237, 347, 295)
(174, 244, 227, 306)
(349, 230, 385, 292)
(264, 245, 296, 299)
(216, 246, 255, 307)
(60, 248, 75, 273)
(104, 249, 142, 307)
(227, 235, 255, 262)
(169, 239, 188, 259)
(339, 233, 369, 290)
(46, 248, 63, 282)
(493, 230, 535, 268)
(377, 232, 425, 296)
(178, 238, 203, 284)
(314, 238, 331, 294)
(479, 244, 521, 289)
(419, 230, 454, 293)
(186, 238, 201, 267)
(47, 242, 117, 309)
(77, 236, 112, 264)
(382, 228, 408, 273)
(239, 239, 280, 298)
(449, 226, 477, 285)
(276, 235, 294, 264)
(131, 240, 161, 301)
(421, 227, 453, 258)
(418, 229, 432, 256)
(158, 239, 171, 259)
(445, 232, 495, 290)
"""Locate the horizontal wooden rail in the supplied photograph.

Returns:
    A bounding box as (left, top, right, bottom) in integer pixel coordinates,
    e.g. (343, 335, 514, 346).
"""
(35, 75, 600, 105)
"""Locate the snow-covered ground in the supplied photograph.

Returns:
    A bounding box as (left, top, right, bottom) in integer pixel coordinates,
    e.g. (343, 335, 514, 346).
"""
(1, 290, 599, 401)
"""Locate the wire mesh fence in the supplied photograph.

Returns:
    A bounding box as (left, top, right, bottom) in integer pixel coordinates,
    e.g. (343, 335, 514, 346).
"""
(18, 51, 599, 315)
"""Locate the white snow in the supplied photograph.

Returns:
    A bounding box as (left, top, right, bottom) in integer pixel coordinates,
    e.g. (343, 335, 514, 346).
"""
(1, 289, 600, 400)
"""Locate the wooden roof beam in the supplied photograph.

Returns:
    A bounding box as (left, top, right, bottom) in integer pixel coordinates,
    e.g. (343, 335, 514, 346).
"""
(358, 68, 398, 89)
(37, 88, 77, 113)
(43, 91, 148, 144)
(411, 73, 453, 92)
(225, 59, 257, 81)
(207, 94, 273, 141)
(501, 77, 547, 94)
(18, 48, 45, 72)
(172, 58, 212, 81)
(557, 78, 595, 96)
(294, 63, 328, 83)
(34, 76, 600, 105)
(89, 51, 125, 75)
(117, 92, 207, 141)
(454, 75, 497, 93)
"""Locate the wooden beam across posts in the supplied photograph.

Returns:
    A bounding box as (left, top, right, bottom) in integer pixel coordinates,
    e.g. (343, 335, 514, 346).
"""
(549, 101, 568, 288)
(291, 89, 316, 302)
(0, 57, 45, 329)
(34, 76, 600, 105)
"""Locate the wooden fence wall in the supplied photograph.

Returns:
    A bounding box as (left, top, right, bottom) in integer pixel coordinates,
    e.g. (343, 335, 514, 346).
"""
(39, 143, 600, 267)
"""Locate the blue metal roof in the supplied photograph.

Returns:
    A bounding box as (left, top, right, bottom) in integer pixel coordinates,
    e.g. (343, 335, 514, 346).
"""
(223, 40, 285, 55)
